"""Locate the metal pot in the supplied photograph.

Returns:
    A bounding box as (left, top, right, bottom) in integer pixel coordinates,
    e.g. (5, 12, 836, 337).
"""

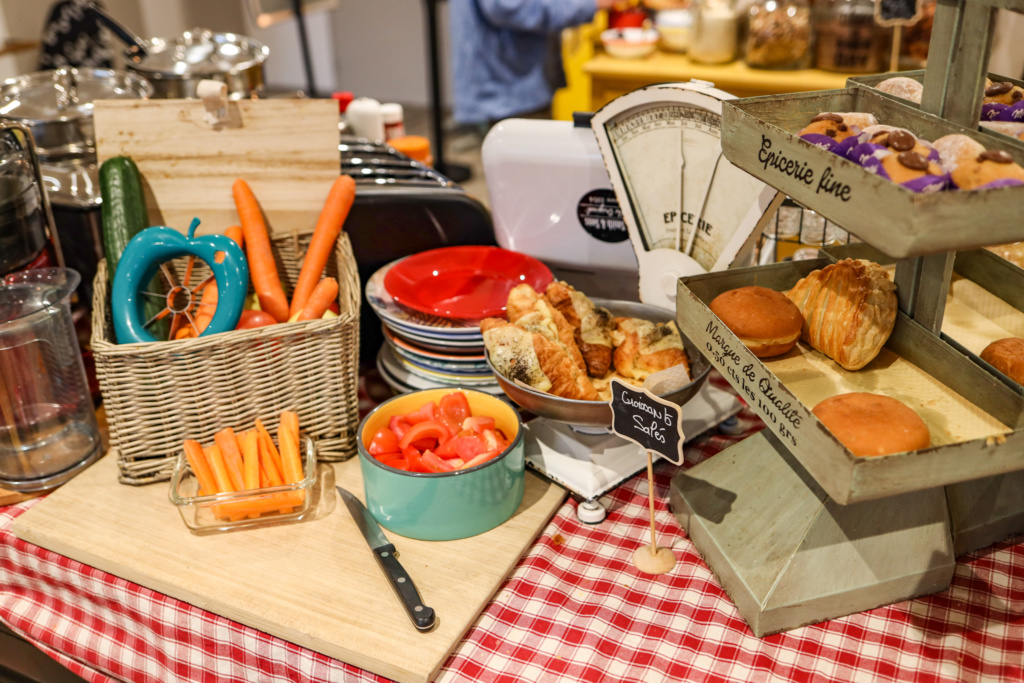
(124, 29, 269, 100)
(0, 67, 153, 159)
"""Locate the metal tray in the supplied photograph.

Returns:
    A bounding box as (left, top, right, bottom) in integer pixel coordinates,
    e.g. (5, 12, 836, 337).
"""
(676, 259, 1024, 505)
(721, 87, 1024, 258)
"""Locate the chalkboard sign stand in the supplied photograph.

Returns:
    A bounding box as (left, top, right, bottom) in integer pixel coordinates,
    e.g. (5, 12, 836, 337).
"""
(874, 0, 924, 71)
(608, 378, 685, 576)
(632, 451, 678, 575)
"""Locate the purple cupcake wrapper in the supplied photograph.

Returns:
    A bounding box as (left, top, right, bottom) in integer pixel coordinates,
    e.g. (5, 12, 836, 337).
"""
(799, 133, 842, 152)
(972, 177, 1024, 190)
(846, 140, 941, 166)
(982, 101, 1024, 122)
(859, 155, 950, 191)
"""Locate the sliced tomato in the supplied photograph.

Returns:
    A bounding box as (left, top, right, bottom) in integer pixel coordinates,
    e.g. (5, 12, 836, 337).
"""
(439, 392, 471, 432)
(436, 432, 489, 459)
(420, 450, 455, 473)
(461, 415, 495, 433)
(368, 427, 401, 456)
(378, 454, 409, 471)
(402, 446, 432, 473)
(388, 415, 412, 440)
(404, 401, 437, 425)
(460, 450, 500, 469)
(481, 429, 502, 452)
(398, 420, 450, 450)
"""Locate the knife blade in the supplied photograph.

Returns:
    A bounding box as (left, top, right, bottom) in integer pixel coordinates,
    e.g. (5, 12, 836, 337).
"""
(337, 486, 436, 631)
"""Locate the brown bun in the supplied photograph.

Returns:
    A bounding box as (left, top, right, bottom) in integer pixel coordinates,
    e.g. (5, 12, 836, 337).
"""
(980, 337, 1024, 385)
(709, 286, 804, 358)
(813, 392, 930, 457)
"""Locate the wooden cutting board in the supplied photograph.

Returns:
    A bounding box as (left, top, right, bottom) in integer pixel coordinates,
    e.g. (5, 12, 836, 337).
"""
(12, 453, 566, 683)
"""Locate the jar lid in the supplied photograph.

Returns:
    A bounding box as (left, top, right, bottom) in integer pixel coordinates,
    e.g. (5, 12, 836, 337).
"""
(0, 68, 152, 125)
(127, 29, 268, 77)
(381, 103, 404, 124)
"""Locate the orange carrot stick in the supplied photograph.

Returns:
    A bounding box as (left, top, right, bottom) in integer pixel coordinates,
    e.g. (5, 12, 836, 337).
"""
(288, 175, 355, 318)
(224, 224, 244, 249)
(296, 277, 339, 321)
(213, 490, 305, 521)
(278, 411, 303, 484)
(214, 428, 246, 491)
(232, 179, 289, 323)
(183, 440, 218, 496)
(205, 444, 236, 494)
(255, 419, 284, 487)
(242, 429, 260, 490)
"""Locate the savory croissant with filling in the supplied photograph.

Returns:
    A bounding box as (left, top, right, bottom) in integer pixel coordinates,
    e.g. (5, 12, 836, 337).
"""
(785, 258, 897, 371)
(479, 318, 598, 400)
(610, 318, 690, 381)
(506, 283, 588, 375)
(544, 281, 615, 378)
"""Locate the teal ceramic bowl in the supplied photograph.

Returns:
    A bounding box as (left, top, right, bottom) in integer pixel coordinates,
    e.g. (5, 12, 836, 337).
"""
(357, 388, 525, 541)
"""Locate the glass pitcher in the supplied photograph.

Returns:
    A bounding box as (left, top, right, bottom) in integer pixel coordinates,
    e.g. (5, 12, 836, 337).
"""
(0, 268, 101, 491)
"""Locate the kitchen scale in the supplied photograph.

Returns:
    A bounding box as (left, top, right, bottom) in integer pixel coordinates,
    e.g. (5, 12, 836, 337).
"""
(590, 80, 783, 310)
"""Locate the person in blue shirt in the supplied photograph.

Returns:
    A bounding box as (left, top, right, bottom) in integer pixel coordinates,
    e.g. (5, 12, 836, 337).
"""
(450, 0, 614, 126)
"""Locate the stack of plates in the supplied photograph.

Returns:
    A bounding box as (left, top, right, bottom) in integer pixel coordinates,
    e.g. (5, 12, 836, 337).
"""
(366, 246, 553, 396)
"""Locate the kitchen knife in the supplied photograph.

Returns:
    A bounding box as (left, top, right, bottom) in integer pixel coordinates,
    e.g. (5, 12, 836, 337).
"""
(337, 486, 436, 632)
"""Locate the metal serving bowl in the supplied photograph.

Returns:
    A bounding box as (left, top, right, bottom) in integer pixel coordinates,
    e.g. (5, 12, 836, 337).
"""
(486, 299, 710, 426)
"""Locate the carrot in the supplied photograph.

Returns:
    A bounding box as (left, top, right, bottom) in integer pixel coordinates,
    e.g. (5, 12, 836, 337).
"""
(278, 411, 303, 484)
(232, 179, 289, 323)
(213, 490, 305, 521)
(288, 175, 355, 318)
(255, 419, 284, 487)
(205, 444, 236, 494)
(183, 440, 218, 496)
(242, 429, 260, 490)
(214, 428, 246, 491)
(296, 277, 339, 322)
(176, 226, 244, 339)
(224, 224, 244, 249)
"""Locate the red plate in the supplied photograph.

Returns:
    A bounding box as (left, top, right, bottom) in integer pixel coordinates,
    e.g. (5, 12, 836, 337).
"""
(384, 246, 553, 320)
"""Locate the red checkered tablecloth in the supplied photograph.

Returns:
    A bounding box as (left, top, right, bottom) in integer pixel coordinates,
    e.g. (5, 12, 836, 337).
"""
(2, 405, 1023, 683)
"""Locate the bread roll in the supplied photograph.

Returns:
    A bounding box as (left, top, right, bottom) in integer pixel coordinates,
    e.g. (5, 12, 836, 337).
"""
(709, 286, 804, 358)
(813, 392, 930, 457)
(874, 76, 923, 103)
(785, 259, 897, 371)
(980, 337, 1024, 385)
(931, 134, 985, 174)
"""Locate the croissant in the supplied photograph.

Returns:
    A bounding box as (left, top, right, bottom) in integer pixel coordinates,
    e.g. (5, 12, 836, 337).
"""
(785, 258, 897, 371)
(544, 281, 615, 378)
(610, 318, 690, 381)
(506, 284, 588, 375)
(481, 318, 599, 400)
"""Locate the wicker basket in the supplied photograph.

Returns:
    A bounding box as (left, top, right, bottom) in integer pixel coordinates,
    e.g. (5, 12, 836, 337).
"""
(91, 232, 361, 485)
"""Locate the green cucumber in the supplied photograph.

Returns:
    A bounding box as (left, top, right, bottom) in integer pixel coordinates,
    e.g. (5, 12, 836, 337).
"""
(100, 156, 169, 339)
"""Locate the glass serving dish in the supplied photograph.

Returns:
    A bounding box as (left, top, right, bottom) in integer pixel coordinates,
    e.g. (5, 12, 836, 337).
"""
(168, 433, 317, 534)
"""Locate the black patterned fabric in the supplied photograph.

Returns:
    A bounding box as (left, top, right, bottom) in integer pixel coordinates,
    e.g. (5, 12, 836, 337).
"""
(38, 0, 112, 69)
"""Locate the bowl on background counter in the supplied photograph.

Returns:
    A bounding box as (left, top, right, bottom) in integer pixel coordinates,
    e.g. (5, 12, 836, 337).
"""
(601, 28, 660, 59)
(356, 388, 525, 541)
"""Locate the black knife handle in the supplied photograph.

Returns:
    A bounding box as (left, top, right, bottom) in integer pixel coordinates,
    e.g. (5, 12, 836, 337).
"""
(373, 544, 436, 631)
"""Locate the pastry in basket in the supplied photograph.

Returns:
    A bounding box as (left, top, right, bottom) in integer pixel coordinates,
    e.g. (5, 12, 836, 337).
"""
(980, 337, 1024, 385)
(610, 317, 690, 381)
(480, 318, 599, 400)
(813, 392, 930, 457)
(950, 148, 1024, 191)
(981, 79, 1024, 123)
(785, 258, 897, 371)
(543, 281, 615, 378)
(709, 286, 804, 358)
(505, 283, 588, 375)
(980, 121, 1024, 141)
(874, 76, 923, 104)
(931, 134, 986, 174)
(798, 112, 877, 156)
(848, 127, 948, 192)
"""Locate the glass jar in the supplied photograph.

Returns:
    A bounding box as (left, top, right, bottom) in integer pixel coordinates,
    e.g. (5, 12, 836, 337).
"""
(690, 0, 741, 64)
(813, 0, 887, 73)
(744, 0, 813, 69)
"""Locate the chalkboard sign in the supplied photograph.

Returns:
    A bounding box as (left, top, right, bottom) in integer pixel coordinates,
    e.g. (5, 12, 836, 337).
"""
(608, 378, 685, 465)
(874, 0, 923, 26)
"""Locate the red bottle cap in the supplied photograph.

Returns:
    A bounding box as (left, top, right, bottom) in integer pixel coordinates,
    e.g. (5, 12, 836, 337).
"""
(332, 91, 355, 114)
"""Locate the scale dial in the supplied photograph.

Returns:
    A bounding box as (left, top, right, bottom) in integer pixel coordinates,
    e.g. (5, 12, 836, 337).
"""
(592, 82, 780, 310)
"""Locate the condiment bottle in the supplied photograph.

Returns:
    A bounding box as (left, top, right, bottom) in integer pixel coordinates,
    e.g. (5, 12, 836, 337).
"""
(333, 91, 354, 135)
(346, 97, 385, 141)
(381, 103, 406, 141)
(813, 0, 886, 73)
(744, 0, 813, 69)
(689, 0, 740, 65)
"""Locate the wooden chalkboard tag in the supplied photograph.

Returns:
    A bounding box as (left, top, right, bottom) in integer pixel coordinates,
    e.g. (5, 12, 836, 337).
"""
(609, 378, 685, 465)
(609, 378, 684, 575)
(874, 0, 923, 26)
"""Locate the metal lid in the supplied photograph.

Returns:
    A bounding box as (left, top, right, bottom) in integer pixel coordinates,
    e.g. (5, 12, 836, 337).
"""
(127, 29, 268, 78)
(0, 67, 152, 158)
(41, 159, 100, 208)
